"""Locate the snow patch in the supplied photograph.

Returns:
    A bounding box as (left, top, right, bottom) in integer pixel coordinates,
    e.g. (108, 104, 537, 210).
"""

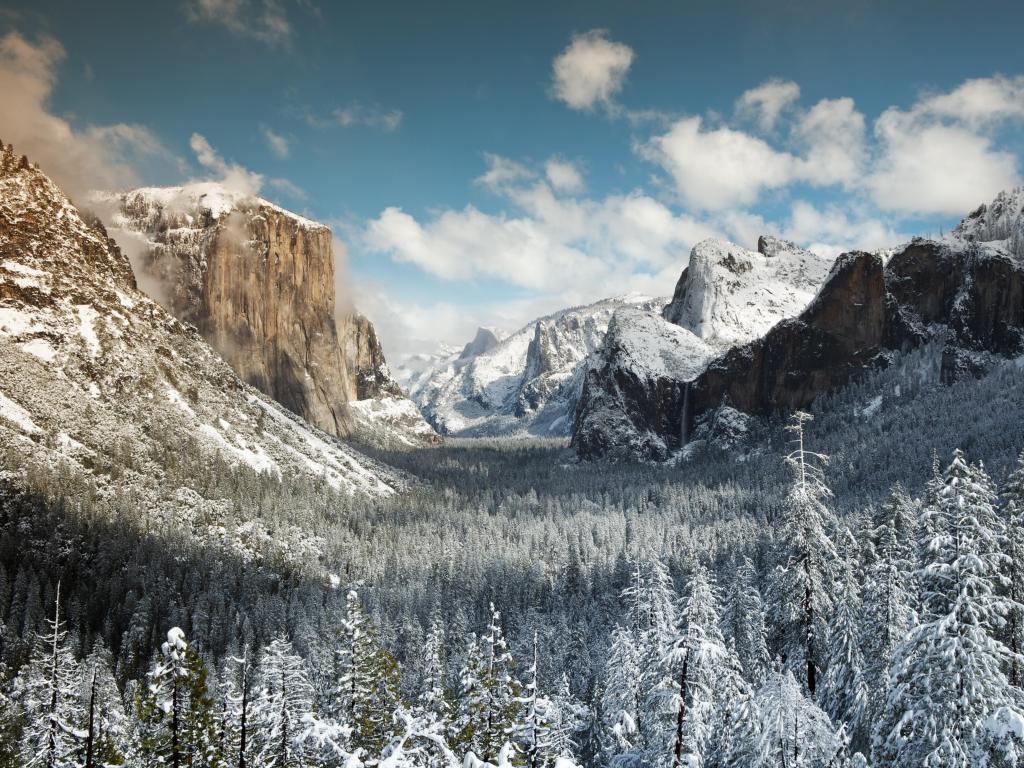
(0, 391, 41, 434)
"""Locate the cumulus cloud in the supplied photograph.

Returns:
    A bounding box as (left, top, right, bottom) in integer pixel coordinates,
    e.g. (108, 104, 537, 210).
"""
(0, 31, 171, 199)
(186, 0, 293, 47)
(544, 158, 584, 193)
(640, 116, 800, 210)
(736, 79, 801, 131)
(551, 30, 634, 111)
(866, 77, 1024, 215)
(262, 126, 289, 158)
(364, 154, 715, 306)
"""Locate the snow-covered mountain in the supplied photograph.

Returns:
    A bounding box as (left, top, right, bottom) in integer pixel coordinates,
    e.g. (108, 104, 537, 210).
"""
(575, 192, 1024, 461)
(573, 237, 834, 460)
(399, 297, 665, 437)
(0, 144, 408, 562)
(90, 183, 436, 449)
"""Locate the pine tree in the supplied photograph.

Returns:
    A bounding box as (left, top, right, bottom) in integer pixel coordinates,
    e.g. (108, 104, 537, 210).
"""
(770, 411, 838, 695)
(333, 590, 401, 756)
(722, 557, 770, 688)
(79, 642, 133, 768)
(515, 632, 555, 768)
(654, 565, 729, 768)
(819, 529, 869, 752)
(753, 671, 840, 768)
(597, 625, 643, 766)
(1002, 449, 1024, 687)
(13, 582, 81, 768)
(137, 627, 216, 768)
(860, 484, 917, 733)
(252, 637, 315, 768)
(872, 451, 1024, 766)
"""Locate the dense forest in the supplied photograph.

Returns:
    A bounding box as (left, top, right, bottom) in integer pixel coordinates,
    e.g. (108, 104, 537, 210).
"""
(4, 347, 1024, 766)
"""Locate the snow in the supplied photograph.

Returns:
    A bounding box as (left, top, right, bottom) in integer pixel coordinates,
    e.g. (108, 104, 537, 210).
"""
(0, 390, 41, 434)
(403, 295, 666, 437)
(0, 306, 44, 336)
(198, 423, 279, 476)
(664, 237, 833, 344)
(76, 304, 101, 357)
(861, 395, 884, 419)
(604, 308, 715, 381)
(20, 338, 57, 362)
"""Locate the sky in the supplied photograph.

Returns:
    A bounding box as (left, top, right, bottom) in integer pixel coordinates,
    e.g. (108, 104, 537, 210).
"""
(2, 0, 1024, 359)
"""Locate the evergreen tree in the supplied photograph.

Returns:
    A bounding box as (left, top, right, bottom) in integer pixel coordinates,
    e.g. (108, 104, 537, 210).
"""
(333, 590, 401, 756)
(722, 557, 770, 688)
(753, 671, 840, 768)
(79, 642, 133, 768)
(770, 411, 838, 695)
(252, 637, 315, 768)
(597, 625, 643, 767)
(819, 529, 870, 752)
(1002, 449, 1024, 687)
(860, 484, 917, 733)
(137, 627, 216, 768)
(13, 583, 81, 768)
(873, 451, 1024, 766)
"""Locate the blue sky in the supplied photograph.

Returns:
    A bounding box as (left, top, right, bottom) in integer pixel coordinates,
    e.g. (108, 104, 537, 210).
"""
(2, 0, 1024, 356)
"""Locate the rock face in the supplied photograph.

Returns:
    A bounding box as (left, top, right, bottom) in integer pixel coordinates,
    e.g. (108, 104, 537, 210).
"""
(572, 237, 832, 460)
(399, 297, 664, 437)
(94, 184, 409, 440)
(573, 195, 1024, 461)
(0, 144, 406, 514)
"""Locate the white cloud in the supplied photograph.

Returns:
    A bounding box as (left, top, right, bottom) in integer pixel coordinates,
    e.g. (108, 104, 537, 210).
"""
(640, 116, 799, 210)
(866, 78, 1024, 215)
(551, 30, 634, 111)
(189, 132, 265, 196)
(544, 159, 584, 193)
(736, 79, 801, 131)
(186, 0, 293, 47)
(793, 97, 866, 186)
(331, 103, 403, 131)
(364, 154, 716, 309)
(476, 153, 534, 191)
(0, 31, 171, 199)
(262, 126, 289, 158)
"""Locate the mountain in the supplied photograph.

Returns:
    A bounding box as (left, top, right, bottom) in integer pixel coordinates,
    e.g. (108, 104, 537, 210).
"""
(573, 237, 834, 460)
(0, 144, 407, 560)
(399, 296, 665, 437)
(574, 191, 1024, 461)
(90, 183, 435, 447)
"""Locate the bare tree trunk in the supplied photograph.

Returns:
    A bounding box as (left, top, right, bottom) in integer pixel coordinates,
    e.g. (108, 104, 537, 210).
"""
(84, 670, 97, 768)
(672, 651, 689, 768)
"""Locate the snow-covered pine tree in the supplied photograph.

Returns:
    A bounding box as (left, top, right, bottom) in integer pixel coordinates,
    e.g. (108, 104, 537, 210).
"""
(515, 631, 555, 768)
(872, 450, 1024, 766)
(722, 557, 770, 688)
(770, 411, 838, 696)
(819, 528, 870, 752)
(222, 653, 254, 768)
(753, 670, 840, 768)
(597, 624, 643, 766)
(333, 590, 401, 756)
(1002, 449, 1024, 687)
(420, 607, 452, 727)
(652, 565, 729, 768)
(476, 604, 523, 764)
(79, 642, 134, 768)
(547, 674, 588, 767)
(12, 582, 81, 768)
(137, 627, 216, 768)
(702, 643, 757, 768)
(860, 484, 917, 734)
(252, 637, 315, 768)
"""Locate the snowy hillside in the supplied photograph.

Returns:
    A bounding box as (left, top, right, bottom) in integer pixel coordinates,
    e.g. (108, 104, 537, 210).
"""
(400, 296, 666, 437)
(0, 146, 407, 567)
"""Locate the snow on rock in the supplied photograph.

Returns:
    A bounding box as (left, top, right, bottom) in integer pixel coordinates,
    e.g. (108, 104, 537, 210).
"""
(574, 236, 834, 461)
(663, 236, 833, 343)
(954, 186, 1024, 257)
(0, 143, 408, 571)
(400, 296, 666, 438)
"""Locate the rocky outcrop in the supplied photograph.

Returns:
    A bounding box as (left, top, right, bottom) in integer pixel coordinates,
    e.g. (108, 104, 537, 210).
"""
(572, 237, 832, 460)
(573, 209, 1024, 461)
(95, 185, 413, 441)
